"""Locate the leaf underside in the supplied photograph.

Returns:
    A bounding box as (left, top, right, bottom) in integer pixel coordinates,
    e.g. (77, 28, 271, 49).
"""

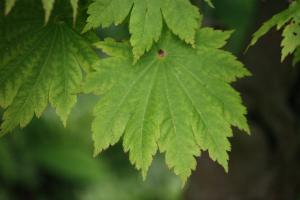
(0, 1, 98, 135)
(84, 0, 201, 61)
(85, 27, 250, 183)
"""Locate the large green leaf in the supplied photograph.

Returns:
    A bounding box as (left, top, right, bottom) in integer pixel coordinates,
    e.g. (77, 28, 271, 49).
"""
(84, 0, 201, 61)
(85, 28, 250, 183)
(0, 2, 98, 135)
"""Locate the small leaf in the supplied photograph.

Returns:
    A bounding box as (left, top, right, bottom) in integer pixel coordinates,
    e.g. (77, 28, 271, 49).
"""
(249, 1, 300, 61)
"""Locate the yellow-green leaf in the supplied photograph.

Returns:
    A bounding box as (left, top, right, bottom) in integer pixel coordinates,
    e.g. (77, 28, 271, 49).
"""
(85, 28, 250, 183)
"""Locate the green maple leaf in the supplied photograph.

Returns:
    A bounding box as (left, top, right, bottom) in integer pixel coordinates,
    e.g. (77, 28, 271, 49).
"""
(84, 28, 250, 182)
(83, 0, 201, 61)
(0, 1, 98, 135)
(249, 1, 300, 62)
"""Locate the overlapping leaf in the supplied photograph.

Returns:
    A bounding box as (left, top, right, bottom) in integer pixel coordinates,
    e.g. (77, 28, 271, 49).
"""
(0, 1, 98, 135)
(84, 0, 201, 61)
(85, 28, 250, 182)
(249, 0, 300, 63)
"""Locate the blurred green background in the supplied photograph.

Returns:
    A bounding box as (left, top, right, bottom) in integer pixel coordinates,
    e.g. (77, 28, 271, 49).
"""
(0, 96, 182, 200)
